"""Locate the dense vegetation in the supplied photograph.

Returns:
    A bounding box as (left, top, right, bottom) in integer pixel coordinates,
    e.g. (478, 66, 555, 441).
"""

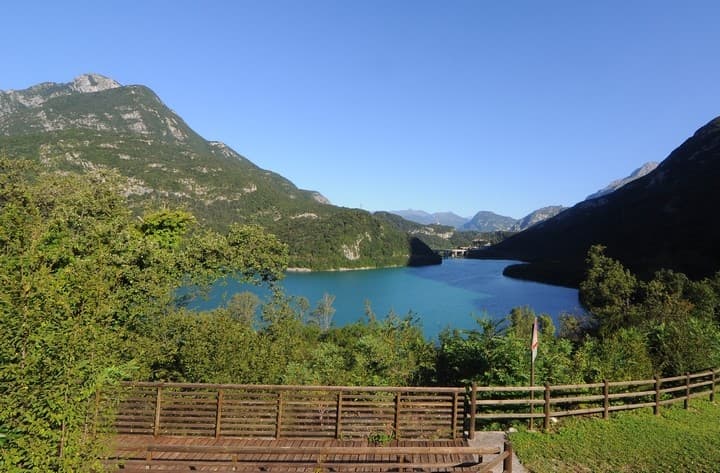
(0, 161, 289, 471)
(2, 161, 720, 471)
(510, 400, 720, 472)
(0, 129, 424, 271)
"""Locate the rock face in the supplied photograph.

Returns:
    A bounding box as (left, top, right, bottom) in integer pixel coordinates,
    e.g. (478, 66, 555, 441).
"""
(0, 74, 195, 142)
(512, 206, 567, 231)
(70, 73, 121, 93)
(585, 161, 659, 200)
(0, 74, 426, 270)
(1, 74, 119, 116)
(469, 117, 720, 286)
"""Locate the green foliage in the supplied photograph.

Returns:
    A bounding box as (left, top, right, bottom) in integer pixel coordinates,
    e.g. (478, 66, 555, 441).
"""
(0, 129, 416, 272)
(580, 245, 640, 334)
(436, 308, 579, 386)
(270, 208, 411, 269)
(139, 209, 196, 249)
(579, 245, 720, 376)
(572, 328, 654, 381)
(647, 318, 720, 375)
(367, 429, 395, 445)
(146, 291, 437, 387)
(0, 160, 288, 471)
(510, 400, 720, 473)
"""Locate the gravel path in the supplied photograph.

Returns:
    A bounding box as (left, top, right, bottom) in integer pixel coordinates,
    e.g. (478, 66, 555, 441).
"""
(467, 431, 529, 473)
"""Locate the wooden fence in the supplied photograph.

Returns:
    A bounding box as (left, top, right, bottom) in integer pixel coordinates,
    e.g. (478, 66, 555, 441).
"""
(115, 383, 467, 440)
(472, 368, 719, 431)
(114, 367, 719, 439)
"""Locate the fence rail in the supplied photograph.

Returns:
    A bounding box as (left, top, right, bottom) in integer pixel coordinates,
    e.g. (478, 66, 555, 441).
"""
(472, 368, 719, 430)
(115, 382, 467, 440)
(114, 367, 719, 438)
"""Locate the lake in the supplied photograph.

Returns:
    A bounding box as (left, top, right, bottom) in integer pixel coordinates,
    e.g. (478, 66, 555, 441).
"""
(190, 258, 582, 339)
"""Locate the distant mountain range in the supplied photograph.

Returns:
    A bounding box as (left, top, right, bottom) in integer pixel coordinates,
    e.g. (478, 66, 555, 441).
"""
(390, 207, 568, 232)
(0, 74, 438, 270)
(389, 210, 469, 228)
(468, 117, 720, 286)
(391, 162, 663, 234)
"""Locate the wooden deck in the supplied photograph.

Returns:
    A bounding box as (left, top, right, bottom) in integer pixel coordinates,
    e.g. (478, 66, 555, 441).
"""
(108, 435, 511, 472)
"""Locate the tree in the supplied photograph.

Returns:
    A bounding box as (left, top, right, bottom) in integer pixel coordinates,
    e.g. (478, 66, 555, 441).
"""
(0, 160, 288, 471)
(309, 293, 336, 331)
(225, 291, 260, 325)
(579, 245, 639, 335)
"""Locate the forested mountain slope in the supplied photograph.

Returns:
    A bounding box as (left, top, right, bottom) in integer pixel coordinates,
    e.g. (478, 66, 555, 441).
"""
(468, 116, 720, 286)
(0, 74, 435, 270)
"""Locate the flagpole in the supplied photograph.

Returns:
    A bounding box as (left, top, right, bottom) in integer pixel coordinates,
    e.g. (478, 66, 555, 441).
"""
(529, 317, 538, 431)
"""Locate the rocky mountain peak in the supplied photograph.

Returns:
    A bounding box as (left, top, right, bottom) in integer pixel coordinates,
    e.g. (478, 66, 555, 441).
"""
(586, 161, 659, 200)
(70, 73, 121, 93)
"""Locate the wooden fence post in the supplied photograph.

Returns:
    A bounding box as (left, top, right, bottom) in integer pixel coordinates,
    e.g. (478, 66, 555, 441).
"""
(394, 391, 401, 440)
(335, 390, 343, 439)
(711, 370, 716, 402)
(451, 391, 459, 440)
(153, 386, 162, 437)
(276, 391, 284, 439)
(503, 440, 513, 473)
(684, 372, 690, 409)
(215, 389, 223, 438)
(469, 383, 477, 440)
(654, 375, 661, 416)
(543, 383, 551, 431)
(603, 379, 609, 420)
(528, 384, 535, 431)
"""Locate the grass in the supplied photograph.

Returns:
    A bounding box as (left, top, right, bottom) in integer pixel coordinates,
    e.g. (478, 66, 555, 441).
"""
(509, 400, 720, 473)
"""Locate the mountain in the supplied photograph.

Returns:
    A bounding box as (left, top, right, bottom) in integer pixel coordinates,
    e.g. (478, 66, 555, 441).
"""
(389, 209, 468, 228)
(512, 206, 567, 231)
(0, 74, 437, 270)
(432, 211, 469, 228)
(373, 211, 478, 249)
(585, 161, 659, 200)
(390, 206, 566, 232)
(468, 116, 720, 287)
(461, 211, 517, 232)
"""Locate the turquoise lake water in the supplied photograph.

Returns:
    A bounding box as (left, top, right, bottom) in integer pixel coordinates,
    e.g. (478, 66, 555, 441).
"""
(190, 258, 582, 339)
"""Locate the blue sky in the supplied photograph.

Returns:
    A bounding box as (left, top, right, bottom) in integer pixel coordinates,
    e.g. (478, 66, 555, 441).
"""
(3, 1, 719, 218)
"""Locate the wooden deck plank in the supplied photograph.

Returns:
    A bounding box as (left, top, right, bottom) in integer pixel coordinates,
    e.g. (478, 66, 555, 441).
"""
(108, 434, 492, 472)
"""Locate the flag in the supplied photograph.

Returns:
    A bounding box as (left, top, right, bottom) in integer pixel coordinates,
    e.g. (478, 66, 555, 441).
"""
(531, 317, 539, 363)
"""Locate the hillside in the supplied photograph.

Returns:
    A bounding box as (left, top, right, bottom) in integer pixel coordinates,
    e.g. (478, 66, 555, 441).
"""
(468, 116, 720, 286)
(0, 74, 436, 270)
(511, 205, 566, 231)
(585, 161, 659, 200)
(461, 210, 517, 232)
(373, 211, 478, 249)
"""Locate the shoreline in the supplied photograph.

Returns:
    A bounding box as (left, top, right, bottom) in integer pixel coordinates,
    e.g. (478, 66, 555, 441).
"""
(286, 265, 402, 274)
